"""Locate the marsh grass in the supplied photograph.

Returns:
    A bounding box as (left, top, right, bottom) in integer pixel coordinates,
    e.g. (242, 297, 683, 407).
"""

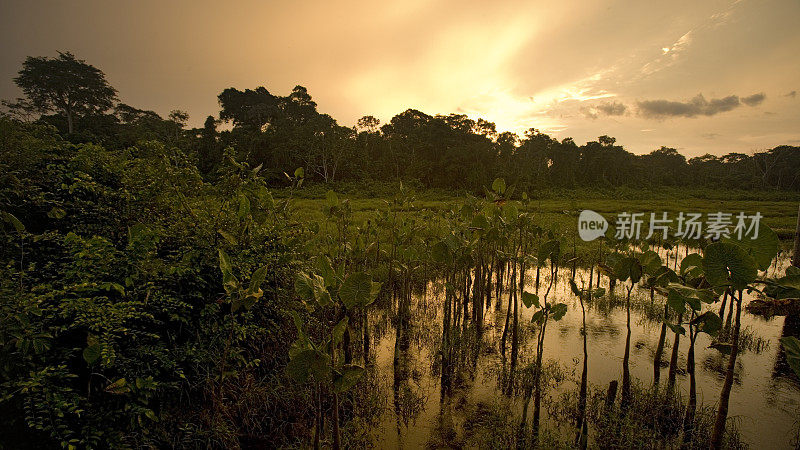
(546, 381, 747, 449)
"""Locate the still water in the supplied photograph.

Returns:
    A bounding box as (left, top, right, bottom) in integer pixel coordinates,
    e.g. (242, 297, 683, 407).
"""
(362, 254, 800, 449)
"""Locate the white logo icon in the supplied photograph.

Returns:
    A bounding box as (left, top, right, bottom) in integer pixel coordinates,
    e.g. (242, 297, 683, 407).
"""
(578, 210, 608, 241)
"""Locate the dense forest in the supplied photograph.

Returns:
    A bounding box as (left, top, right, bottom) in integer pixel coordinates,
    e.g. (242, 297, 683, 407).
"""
(2, 53, 800, 449)
(3, 53, 800, 193)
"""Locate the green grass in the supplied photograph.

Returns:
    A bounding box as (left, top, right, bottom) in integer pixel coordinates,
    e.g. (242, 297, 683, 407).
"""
(288, 187, 798, 230)
(283, 186, 798, 266)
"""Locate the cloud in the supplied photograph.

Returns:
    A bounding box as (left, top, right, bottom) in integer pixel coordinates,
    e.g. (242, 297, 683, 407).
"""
(741, 92, 765, 106)
(580, 100, 627, 119)
(597, 101, 627, 116)
(785, 90, 797, 98)
(637, 94, 742, 118)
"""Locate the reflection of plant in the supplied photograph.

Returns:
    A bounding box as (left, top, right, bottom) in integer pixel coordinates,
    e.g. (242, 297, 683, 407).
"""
(526, 237, 567, 443)
(706, 225, 779, 449)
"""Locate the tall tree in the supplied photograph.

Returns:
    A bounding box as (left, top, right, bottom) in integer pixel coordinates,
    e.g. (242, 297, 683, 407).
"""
(13, 51, 118, 134)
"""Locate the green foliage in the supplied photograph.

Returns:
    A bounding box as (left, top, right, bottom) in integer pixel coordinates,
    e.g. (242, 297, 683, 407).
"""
(721, 225, 779, 271)
(702, 242, 758, 291)
(780, 337, 800, 378)
(522, 291, 540, 308)
(0, 118, 300, 448)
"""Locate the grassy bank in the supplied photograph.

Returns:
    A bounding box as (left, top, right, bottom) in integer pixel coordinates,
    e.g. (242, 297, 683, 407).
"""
(285, 186, 799, 264)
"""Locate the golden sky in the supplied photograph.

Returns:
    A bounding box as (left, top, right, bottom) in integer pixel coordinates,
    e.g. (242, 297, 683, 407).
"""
(1, 0, 799, 155)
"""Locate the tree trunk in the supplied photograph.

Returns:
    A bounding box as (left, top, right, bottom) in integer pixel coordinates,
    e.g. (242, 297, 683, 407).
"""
(65, 107, 74, 134)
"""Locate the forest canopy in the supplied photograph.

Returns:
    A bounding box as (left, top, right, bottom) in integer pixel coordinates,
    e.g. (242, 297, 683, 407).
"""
(3, 52, 799, 193)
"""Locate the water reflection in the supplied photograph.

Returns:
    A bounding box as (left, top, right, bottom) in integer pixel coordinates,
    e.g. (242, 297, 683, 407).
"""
(367, 261, 800, 449)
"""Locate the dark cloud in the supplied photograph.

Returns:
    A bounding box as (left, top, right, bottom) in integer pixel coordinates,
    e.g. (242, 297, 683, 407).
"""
(785, 90, 797, 98)
(741, 92, 766, 106)
(637, 94, 741, 118)
(597, 101, 627, 116)
(580, 101, 627, 119)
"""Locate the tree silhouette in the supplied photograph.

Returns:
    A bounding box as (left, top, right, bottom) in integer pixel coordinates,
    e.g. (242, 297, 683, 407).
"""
(13, 51, 117, 133)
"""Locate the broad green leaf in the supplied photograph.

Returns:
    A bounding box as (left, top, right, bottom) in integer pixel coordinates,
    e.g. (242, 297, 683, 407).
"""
(649, 266, 679, 287)
(780, 336, 800, 378)
(521, 291, 539, 308)
(310, 275, 332, 307)
(680, 253, 704, 277)
(249, 266, 268, 293)
(294, 273, 315, 302)
(703, 242, 758, 291)
(218, 249, 233, 276)
(492, 178, 506, 195)
(763, 275, 800, 299)
(431, 241, 452, 265)
(629, 259, 643, 284)
(83, 341, 101, 365)
(639, 250, 662, 275)
(333, 317, 348, 346)
(471, 214, 489, 230)
(294, 167, 305, 178)
(218, 229, 238, 245)
(550, 303, 568, 321)
(667, 283, 716, 306)
(592, 287, 606, 298)
(569, 279, 581, 297)
(667, 289, 686, 314)
(369, 282, 382, 302)
(531, 310, 544, 324)
(1, 211, 25, 233)
(238, 193, 250, 219)
(667, 323, 686, 335)
(339, 272, 373, 309)
(286, 349, 330, 383)
(722, 224, 779, 271)
(333, 364, 365, 393)
(691, 311, 722, 336)
(502, 204, 519, 224)
(315, 256, 336, 287)
(538, 240, 561, 265)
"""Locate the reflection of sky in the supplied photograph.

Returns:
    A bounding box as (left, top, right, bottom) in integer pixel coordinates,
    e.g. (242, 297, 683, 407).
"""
(369, 254, 800, 449)
(2, 0, 799, 156)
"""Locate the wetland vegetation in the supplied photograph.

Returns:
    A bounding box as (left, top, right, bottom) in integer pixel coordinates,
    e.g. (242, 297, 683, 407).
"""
(2, 52, 800, 449)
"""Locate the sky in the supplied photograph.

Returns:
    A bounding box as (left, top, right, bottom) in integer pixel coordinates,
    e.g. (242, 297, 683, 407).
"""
(1, 0, 799, 156)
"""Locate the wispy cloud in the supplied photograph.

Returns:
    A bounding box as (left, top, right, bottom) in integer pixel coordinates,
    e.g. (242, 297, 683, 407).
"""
(640, 1, 743, 77)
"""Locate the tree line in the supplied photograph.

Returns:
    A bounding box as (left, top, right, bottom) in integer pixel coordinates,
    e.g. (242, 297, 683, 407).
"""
(4, 51, 800, 192)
